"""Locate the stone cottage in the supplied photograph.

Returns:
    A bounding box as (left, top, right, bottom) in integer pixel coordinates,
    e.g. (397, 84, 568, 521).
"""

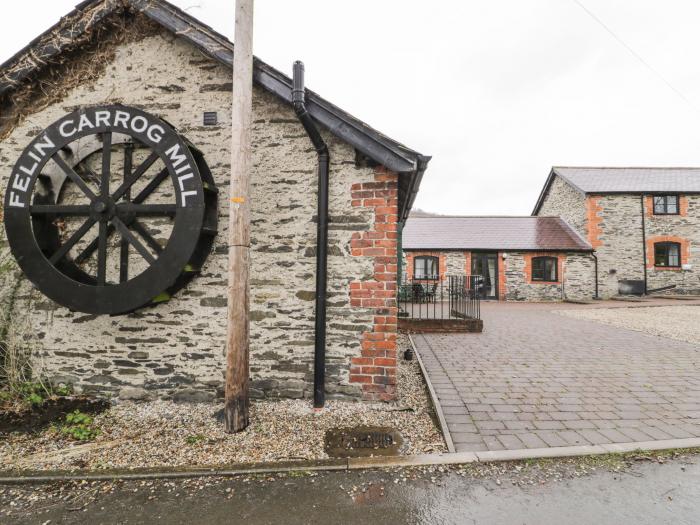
(402, 216, 595, 301)
(534, 167, 700, 298)
(0, 0, 430, 402)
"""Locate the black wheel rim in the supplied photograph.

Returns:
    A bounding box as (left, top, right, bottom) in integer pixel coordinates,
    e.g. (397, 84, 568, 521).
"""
(4, 105, 211, 315)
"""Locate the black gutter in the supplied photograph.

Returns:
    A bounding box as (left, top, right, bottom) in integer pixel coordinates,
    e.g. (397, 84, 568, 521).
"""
(641, 195, 648, 294)
(292, 61, 329, 409)
(400, 155, 431, 222)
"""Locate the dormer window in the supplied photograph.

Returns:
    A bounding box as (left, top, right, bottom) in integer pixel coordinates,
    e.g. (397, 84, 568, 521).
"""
(653, 195, 679, 215)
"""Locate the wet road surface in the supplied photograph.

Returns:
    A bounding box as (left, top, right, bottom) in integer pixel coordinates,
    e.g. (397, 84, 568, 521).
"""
(3, 455, 700, 524)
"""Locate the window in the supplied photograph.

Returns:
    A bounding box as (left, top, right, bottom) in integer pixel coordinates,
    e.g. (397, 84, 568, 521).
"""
(654, 242, 681, 267)
(414, 256, 439, 279)
(653, 195, 679, 215)
(531, 256, 558, 282)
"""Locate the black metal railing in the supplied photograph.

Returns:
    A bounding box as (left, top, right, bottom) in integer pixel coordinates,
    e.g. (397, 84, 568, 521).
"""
(398, 275, 480, 320)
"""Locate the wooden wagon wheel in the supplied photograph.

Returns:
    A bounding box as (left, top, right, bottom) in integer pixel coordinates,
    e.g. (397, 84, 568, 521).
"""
(4, 105, 218, 315)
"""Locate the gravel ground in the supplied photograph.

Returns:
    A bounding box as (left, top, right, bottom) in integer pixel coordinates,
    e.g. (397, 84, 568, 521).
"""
(0, 335, 445, 471)
(557, 305, 700, 345)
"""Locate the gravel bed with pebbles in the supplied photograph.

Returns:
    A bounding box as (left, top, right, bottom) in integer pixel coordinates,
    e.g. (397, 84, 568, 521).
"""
(0, 335, 445, 471)
(557, 305, 700, 345)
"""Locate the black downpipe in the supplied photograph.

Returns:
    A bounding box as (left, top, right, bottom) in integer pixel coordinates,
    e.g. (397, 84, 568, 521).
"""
(592, 253, 599, 299)
(641, 195, 648, 295)
(292, 61, 329, 409)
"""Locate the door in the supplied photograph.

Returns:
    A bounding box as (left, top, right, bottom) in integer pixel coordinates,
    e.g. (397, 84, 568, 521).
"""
(471, 253, 498, 300)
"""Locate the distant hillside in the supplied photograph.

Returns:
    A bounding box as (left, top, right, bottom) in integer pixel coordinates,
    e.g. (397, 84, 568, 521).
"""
(409, 208, 444, 217)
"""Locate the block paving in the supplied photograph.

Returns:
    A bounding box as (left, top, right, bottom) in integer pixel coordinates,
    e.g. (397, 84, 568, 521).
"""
(413, 302, 700, 452)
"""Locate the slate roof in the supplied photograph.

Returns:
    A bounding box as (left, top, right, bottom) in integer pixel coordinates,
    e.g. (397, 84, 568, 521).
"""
(533, 167, 700, 214)
(0, 0, 429, 221)
(402, 216, 592, 251)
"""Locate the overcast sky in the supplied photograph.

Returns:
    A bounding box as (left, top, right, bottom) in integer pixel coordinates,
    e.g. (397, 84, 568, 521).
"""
(2, 1, 700, 215)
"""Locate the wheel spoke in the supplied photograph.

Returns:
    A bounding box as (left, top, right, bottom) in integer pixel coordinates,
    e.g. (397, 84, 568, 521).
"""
(101, 132, 111, 197)
(97, 221, 108, 286)
(111, 217, 156, 265)
(51, 154, 98, 202)
(119, 144, 133, 284)
(132, 167, 169, 204)
(117, 203, 177, 217)
(119, 238, 129, 283)
(124, 144, 133, 201)
(49, 217, 98, 264)
(131, 220, 164, 254)
(30, 204, 91, 216)
(111, 151, 159, 202)
(74, 225, 115, 264)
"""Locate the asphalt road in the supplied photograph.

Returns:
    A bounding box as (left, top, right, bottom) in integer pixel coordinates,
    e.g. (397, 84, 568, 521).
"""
(3, 456, 700, 524)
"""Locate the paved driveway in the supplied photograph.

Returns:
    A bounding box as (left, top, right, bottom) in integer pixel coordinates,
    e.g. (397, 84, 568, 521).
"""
(413, 301, 700, 452)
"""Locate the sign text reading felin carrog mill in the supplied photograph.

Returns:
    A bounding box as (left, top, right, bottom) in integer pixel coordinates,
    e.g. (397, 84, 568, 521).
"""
(3, 105, 217, 315)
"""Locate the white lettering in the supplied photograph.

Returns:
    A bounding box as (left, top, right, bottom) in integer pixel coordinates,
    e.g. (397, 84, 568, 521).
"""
(78, 114, 95, 132)
(147, 124, 164, 144)
(9, 192, 24, 208)
(113, 111, 130, 129)
(33, 135, 55, 157)
(165, 144, 187, 168)
(12, 174, 31, 193)
(28, 151, 42, 163)
(94, 110, 111, 128)
(177, 173, 194, 191)
(59, 120, 77, 138)
(180, 190, 198, 207)
(130, 116, 148, 134)
(19, 162, 38, 177)
(177, 173, 197, 206)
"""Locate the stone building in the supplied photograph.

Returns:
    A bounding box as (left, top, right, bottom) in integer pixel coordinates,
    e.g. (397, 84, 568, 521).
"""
(0, 0, 429, 401)
(534, 167, 700, 298)
(402, 217, 595, 301)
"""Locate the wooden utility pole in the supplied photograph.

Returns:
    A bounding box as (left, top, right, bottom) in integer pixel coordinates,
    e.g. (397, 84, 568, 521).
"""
(225, 0, 254, 433)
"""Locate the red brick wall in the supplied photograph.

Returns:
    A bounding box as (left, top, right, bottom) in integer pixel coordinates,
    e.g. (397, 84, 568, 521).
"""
(497, 252, 506, 301)
(586, 196, 604, 248)
(348, 167, 399, 401)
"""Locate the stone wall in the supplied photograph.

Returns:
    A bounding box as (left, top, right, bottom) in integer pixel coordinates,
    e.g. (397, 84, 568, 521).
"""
(536, 175, 587, 237)
(563, 253, 597, 300)
(402, 249, 594, 301)
(585, 194, 644, 298)
(536, 176, 700, 298)
(0, 29, 400, 401)
(445, 252, 468, 276)
(588, 193, 700, 298)
(644, 195, 700, 294)
(503, 252, 594, 301)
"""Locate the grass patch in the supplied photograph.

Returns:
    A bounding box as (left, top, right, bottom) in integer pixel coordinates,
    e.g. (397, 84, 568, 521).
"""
(185, 434, 207, 445)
